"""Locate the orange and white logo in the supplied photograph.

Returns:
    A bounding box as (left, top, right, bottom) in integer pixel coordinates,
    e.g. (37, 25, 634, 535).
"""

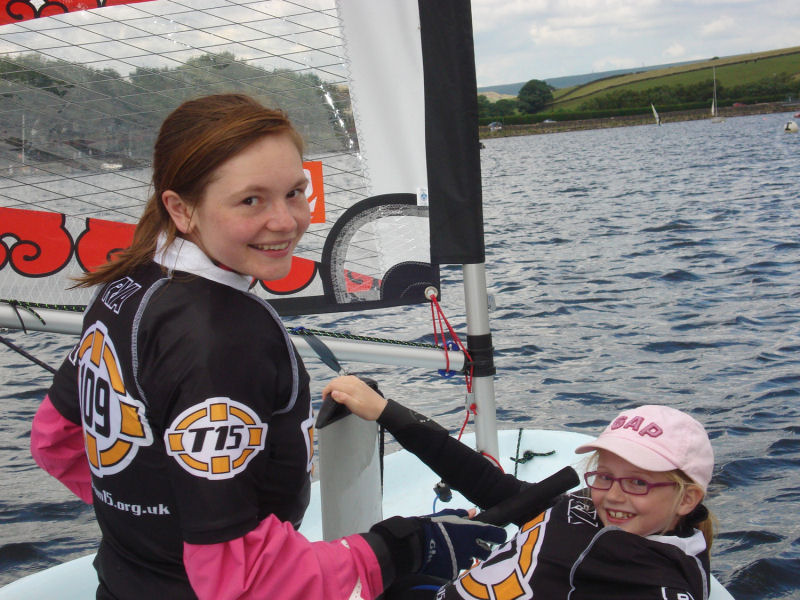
(165, 398, 268, 480)
(303, 160, 325, 224)
(453, 512, 548, 600)
(75, 321, 153, 477)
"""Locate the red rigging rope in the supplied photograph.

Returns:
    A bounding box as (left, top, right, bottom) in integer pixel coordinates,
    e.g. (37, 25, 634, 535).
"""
(428, 292, 473, 392)
(481, 451, 503, 471)
(427, 291, 503, 473)
(457, 404, 475, 440)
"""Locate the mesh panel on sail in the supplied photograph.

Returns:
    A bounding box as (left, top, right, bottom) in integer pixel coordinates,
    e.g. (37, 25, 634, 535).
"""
(0, 0, 436, 316)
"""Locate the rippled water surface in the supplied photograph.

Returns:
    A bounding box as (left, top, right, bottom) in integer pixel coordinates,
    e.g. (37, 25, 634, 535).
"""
(2, 113, 799, 598)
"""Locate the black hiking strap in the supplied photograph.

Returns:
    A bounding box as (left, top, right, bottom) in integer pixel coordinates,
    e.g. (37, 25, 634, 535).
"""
(291, 327, 346, 375)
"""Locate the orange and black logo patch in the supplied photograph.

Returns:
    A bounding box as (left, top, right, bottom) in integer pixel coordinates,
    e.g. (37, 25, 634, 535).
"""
(453, 512, 548, 600)
(165, 398, 268, 480)
(76, 321, 152, 477)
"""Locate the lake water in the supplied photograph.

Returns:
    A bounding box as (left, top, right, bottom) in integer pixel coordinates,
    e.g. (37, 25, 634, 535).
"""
(2, 112, 799, 598)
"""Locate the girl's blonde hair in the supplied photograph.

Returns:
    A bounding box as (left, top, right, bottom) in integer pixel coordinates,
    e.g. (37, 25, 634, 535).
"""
(664, 469, 717, 551)
(75, 94, 303, 288)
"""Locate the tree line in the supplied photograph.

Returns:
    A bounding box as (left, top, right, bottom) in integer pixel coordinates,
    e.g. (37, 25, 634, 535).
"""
(478, 79, 554, 119)
(1, 52, 352, 172)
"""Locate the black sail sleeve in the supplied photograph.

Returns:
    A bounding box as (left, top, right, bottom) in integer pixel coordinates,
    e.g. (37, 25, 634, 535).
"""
(377, 399, 527, 510)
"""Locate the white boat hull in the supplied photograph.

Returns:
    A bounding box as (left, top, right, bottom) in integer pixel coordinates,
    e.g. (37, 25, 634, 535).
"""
(0, 429, 733, 599)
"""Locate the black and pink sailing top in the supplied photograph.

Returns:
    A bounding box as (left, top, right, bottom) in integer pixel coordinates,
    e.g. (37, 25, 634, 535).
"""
(31, 237, 383, 599)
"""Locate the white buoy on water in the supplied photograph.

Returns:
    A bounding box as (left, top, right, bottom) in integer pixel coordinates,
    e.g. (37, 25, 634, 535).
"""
(784, 121, 799, 133)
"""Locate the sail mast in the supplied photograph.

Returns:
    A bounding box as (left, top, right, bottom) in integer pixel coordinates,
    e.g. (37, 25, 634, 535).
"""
(419, 0, 499, 458)
(463, 264, 499, 457)
(318, 1, 498, 539)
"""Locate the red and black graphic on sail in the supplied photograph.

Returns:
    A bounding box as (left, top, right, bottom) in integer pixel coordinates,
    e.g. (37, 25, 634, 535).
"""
(1, 0, 155, 26)
(0, 206, 73, 277)
(1, 206, 321, 295)
(74, 218, 135, 273)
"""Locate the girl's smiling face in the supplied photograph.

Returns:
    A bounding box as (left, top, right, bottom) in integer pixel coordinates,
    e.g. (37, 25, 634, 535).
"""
(590, 450, 702, 537)
(163, 132, 310, 282)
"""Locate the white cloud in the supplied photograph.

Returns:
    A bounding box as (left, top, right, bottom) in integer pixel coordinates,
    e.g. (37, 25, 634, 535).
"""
(471, 0, 798, 84)
(663, 43, 686, 59)
(470, 0, 550, 34)
(701, 16, 736, 36)
(528, 24, 596, 48)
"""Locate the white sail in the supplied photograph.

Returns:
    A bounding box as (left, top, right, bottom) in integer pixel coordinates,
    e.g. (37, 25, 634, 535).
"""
(0, 0, 441, 318)
(711, 66, 724, 122)
(0, 0, 497, 527)
(651, 102, 661, 125)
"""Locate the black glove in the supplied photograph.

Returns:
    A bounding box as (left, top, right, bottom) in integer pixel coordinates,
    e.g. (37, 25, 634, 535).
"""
(369, 509, 507, 584)
(418, 509, 507, 579)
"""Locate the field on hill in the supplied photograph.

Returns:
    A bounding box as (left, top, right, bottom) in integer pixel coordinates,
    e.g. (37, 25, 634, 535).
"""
(551, 47, 800, 111)
(480, 90, 517, 102)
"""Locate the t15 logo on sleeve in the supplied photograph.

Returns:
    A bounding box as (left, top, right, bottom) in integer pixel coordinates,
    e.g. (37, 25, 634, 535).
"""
(165, 398, 268, 480)
(75, 321, 153, 477)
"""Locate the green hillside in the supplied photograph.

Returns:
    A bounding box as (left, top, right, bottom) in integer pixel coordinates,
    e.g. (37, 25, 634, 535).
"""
(551, 46, 800, 111)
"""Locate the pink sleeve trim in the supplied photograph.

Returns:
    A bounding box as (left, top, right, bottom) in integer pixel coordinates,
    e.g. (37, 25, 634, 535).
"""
(30, 395, 93, 504)
(184, 514, 384, 600)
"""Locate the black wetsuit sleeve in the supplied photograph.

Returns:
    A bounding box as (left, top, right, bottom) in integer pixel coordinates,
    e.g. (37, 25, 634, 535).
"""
(377, 399, 527, 510)
(47, 353, 82, 425)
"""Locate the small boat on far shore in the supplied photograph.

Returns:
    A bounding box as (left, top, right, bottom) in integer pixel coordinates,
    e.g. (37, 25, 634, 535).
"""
(711, 67, 724, 123)
(651, 103, 661, 126)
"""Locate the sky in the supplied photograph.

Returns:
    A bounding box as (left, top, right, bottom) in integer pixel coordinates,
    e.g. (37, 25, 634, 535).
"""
(470, 0, 800, 87)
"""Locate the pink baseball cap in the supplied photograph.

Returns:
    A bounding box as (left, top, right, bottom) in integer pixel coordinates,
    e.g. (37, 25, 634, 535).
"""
(575, 405, 714, 491)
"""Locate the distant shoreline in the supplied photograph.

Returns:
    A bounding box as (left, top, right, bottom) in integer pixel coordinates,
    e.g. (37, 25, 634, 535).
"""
(479, 101, 800, 138)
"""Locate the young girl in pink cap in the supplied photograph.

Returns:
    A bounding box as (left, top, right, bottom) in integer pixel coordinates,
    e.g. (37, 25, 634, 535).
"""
(324, 376, 717, 600)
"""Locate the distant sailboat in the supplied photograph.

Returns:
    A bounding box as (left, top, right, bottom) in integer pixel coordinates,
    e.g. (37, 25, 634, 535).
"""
(650, 103, 661, 126)
(711, 67, 724, 123)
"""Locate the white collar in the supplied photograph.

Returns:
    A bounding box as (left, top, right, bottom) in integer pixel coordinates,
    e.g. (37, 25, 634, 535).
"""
(647, 529, 707, 556)
(154, 234, 252, 292)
